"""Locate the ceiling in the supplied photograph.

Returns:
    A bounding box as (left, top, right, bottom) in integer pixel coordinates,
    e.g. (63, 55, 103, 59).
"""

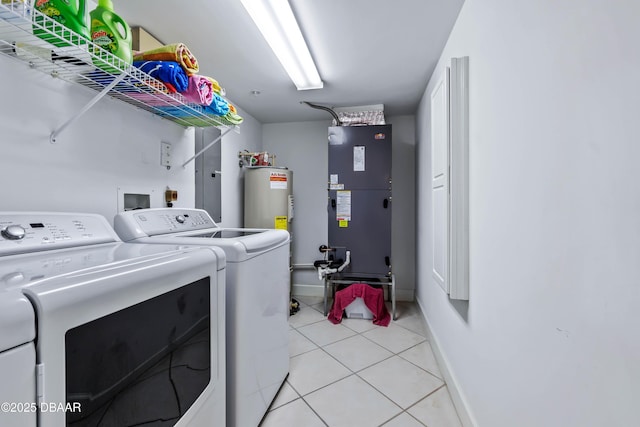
(112, 0, 464, 124)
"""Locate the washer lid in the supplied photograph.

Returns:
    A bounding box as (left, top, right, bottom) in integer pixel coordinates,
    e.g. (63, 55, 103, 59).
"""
(0, 291, 35, 351)
(129, 228, 290, 262)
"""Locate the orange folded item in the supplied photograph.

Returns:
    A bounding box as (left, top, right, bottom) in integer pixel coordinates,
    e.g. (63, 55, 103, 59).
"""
(133, 43, 199, 75)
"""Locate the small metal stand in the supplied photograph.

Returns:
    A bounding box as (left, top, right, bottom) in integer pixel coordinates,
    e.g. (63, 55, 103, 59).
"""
(322, 273, 396, 321)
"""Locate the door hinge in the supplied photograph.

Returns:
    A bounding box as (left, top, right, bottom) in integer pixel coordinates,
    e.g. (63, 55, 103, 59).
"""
(36, 363, 45, 405)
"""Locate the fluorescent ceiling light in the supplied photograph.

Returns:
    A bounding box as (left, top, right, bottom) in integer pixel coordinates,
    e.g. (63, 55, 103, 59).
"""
(240, 0, 323, 90)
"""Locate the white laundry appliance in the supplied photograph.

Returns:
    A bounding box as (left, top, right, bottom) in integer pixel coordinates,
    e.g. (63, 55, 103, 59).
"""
(114, 208, 290, 427)
(0, 212, 226, 427)
(0, 288, 36, 427)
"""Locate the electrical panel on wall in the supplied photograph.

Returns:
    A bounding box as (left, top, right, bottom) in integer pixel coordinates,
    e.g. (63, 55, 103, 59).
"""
(194, 128, 222, 223)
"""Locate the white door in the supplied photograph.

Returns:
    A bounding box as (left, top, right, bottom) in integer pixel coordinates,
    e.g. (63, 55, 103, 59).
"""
(431, 68, 449, 294)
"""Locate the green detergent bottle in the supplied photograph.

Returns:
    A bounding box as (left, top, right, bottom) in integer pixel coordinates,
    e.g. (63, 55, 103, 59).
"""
(90, 0, 132, 73)
(33, 0, 90, 47)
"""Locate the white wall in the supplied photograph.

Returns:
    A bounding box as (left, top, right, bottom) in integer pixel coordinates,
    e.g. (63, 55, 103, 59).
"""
(387, 115, 416, 300)
(416, 1, 640, 426)
(0, 54, 195, 223)
(219, 104, 263, 228)
(264, 117, 416, 299)
(263, 120, 331, 288)
(0, 52, 263, 229)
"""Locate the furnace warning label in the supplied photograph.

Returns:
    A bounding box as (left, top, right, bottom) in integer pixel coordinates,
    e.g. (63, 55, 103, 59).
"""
(336, 190, 352, 221)
(270, 172, 288, 189)
(329, 174, 344, 190)
(353, 146, 365, 171)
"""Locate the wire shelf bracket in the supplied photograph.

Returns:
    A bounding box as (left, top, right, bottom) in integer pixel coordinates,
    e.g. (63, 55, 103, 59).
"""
(50, 72, 126, 143)
(182, 127, 234, 168)
(0, 1, 240, 143)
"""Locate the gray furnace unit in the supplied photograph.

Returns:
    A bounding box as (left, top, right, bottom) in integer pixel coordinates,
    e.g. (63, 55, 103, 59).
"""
(327, 124, 392, 278)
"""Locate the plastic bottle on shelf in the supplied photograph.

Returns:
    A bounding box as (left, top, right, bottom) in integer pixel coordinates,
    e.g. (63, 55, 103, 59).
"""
(89, 0, 132, 73)
(1, 0, 31, 22)
(32, 0, 90, 47)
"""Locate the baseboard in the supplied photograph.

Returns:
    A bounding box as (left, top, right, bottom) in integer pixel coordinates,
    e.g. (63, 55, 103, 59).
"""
(394, 289, 414, 301)
(292, 283, 324, 297)
(416, 299, 477, 427)
(292, 283, 415, 301)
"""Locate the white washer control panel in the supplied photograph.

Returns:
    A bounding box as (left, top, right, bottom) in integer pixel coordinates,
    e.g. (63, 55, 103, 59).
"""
(0, 212, 119, 256)
(1, 224, 26, 240)
(123, 209, 216, 237)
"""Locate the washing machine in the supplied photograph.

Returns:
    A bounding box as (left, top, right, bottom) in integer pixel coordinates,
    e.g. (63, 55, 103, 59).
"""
(0, 289, 36, 427)
(0, 212, 226, 427)
(114, 208, 290, 427)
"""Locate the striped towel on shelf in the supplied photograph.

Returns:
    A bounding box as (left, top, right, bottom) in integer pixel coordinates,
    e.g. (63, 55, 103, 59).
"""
(133, 43, 199, 75)
(133, 60, 188, 93)
(157, 95, 243, 127)
(181, 75, 214, 106)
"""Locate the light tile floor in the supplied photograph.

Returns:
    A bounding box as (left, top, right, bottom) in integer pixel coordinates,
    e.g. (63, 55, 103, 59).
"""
(260, 296, 463, 427)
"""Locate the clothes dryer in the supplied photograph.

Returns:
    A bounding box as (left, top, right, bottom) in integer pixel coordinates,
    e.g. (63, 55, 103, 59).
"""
(0, 289, 36, 427)
(0, 212, 226, 427)
(114, 208, 290, 427)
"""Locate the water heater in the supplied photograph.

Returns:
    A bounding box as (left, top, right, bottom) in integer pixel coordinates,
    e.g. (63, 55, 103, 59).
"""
(244, 167, 293, 231)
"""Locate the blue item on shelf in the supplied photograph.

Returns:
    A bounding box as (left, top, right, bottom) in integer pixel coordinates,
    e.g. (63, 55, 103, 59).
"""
(133, 60, 188, 93)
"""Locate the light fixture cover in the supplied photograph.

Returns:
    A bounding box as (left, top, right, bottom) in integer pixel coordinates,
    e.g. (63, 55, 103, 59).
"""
(240, 0, 323, 90)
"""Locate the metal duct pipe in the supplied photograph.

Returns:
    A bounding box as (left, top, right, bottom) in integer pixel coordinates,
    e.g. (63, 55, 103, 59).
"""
(301, 101, 342, 125)
(292, 263, 316, 270)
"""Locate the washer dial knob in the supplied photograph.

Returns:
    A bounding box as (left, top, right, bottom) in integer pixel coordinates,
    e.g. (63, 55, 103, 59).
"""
(175, 215, 186, 224)
(1, 225, 26, 240)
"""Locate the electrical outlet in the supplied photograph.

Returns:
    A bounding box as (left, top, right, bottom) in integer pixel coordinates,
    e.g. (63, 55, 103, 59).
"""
(161, 142, 171, 168)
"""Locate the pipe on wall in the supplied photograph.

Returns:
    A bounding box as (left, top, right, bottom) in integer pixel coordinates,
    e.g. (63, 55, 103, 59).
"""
(301, 101, 342, 125)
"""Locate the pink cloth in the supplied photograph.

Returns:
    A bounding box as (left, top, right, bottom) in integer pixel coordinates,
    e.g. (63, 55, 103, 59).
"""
(328, 283, 391, 327)
(181, 75, 214, 106)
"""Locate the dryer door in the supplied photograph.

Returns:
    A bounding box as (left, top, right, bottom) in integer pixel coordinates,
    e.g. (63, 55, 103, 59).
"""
(0, 292, 36, 427)
(24, 247, 224, 427)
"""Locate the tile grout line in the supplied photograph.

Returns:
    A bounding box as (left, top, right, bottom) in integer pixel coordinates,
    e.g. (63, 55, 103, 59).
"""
(281, 302, 453, 427)
(275, 378, 331, 427)
(395, 342, 446, 381)
(353, 366, 440, 418)
(290, 323, 431, 425)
